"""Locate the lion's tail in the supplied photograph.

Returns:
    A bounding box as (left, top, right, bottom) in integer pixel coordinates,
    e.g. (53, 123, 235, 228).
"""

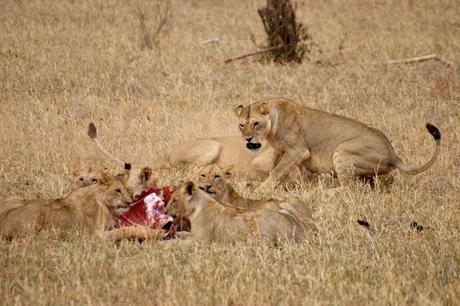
(87, 122, 171, 171)
(87, 122, 125, 166)
(101, 226, 164, 242)
(392, 123, 441, 175)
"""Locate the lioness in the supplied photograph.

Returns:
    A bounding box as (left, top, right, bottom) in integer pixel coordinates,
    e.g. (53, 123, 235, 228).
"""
(164, 136, 278, 179)
(0, 172, 132, 239)
(166, 181, 316, 243)
(87, 122, 300, 180)
(234, 98, 441, 188)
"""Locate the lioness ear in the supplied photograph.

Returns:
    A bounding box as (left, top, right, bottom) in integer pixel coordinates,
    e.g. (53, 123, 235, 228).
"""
(98, 172, 112, 185)
(257, 101, 270, 115)
(233, 104, 244, 117)
(140, 167, 153, 182)
(184, 181, 195, 196)
(223, 165, 234, 179)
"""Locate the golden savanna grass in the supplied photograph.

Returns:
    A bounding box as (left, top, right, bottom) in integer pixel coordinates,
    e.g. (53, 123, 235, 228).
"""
(0, 0, 459, 304)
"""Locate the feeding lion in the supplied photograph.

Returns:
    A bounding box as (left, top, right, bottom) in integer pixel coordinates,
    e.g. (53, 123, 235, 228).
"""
(166, 181, 317, 243)
(234, 98, 441, 189)
(0, 172, 132, 239)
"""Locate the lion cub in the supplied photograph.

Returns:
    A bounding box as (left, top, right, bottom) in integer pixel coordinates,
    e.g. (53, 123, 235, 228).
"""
(0, 172, 132, 239)
(198, 164, 266, 210)
(72, 164, 158, 199)
(72, 166, 105, 188)
(167, 181, 316, 243)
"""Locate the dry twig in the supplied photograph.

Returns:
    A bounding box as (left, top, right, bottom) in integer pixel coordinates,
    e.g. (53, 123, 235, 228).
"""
(224, 46, 283, 63)
(135, 2, 171, 50)
(200, 38, 220, 45)
(377, 54, 452, 67)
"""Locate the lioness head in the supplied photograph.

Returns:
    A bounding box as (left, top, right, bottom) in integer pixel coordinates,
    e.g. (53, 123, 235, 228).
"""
(234, 101, 272, 150)
(198, 164, 232, 199)
(97, 172, 132, 217)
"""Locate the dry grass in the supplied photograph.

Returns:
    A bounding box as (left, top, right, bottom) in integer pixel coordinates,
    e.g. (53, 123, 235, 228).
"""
(1, 0, 459, 304)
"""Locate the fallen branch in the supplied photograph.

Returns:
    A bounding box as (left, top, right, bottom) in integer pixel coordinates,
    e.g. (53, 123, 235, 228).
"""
(200, 38, 220, 45)
(377, 54, 452, 67)
(224, 45, 283, 63)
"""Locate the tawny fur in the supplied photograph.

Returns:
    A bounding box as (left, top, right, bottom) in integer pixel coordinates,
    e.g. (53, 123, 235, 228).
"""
(72, 166, 106, 188)
(101, 225, 165, 242)
(0, 173, 132, 238)
(198, 164, 269, 210)
(167, 181, 317, 243)
(88, 122, 301, 180)
(234, 98, 441, 188)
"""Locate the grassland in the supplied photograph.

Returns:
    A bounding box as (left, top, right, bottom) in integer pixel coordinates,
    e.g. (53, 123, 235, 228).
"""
(0, 0, 459, 305)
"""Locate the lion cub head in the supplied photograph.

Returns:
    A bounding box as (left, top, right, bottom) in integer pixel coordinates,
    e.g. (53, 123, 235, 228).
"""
(97, 172, 133, 217)
(198, 164, 233, 200)
(121, 164, 158, 198)
(73, 166, 103, 188)
(234, 100, 272, 150)
(167, 181, 200, 218)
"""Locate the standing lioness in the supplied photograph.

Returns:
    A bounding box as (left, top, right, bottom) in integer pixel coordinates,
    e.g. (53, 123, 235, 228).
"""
(234, 98, 441, 188)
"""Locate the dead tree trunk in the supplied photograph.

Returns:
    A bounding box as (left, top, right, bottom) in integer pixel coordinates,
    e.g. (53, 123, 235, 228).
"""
(257, 0, 310, 63)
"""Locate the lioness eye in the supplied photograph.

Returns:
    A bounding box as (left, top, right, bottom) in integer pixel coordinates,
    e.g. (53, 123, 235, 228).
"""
(239, 124, 244, 128)
(200, 174, 205, 178)
(79, 177, 84, 181)
(254, 121, 259, 127)
(115, 188, 122, 193)
(214, 175, 220, 179)
(91, 179, 97, 184)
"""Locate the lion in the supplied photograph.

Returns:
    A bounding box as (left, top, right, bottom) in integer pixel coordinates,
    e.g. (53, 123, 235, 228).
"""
(164, 136, 281, 179)
(87, 122, 301, 181)
(197, 164, 340, 209)
(71, 163, 157, 198)
(166, 181, 317, 243)
(72, 166, 107, 188)
(122, 164, 158, 198)
(197, 164, 267, 210)
(234, 98, 441, 189)
(0, 172, 132, 239)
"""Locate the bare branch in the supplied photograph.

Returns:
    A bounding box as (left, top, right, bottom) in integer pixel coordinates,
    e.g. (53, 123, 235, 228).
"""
(224, 46, 283, 64)
(376, 54, 452, 67)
